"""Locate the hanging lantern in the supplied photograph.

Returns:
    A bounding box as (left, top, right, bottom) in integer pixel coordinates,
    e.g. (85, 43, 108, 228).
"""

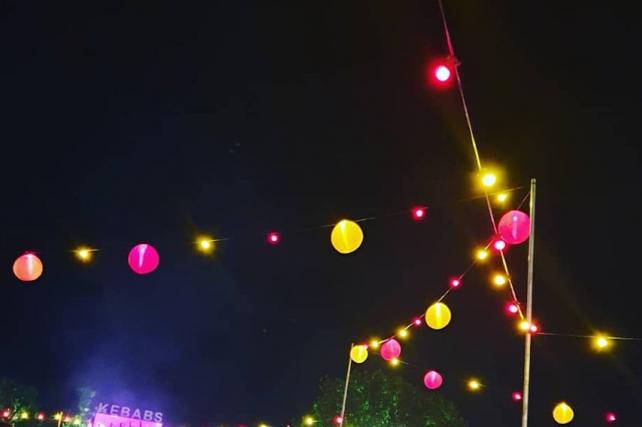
(350, 345, 369, 364)
(13, 253, 43, 282)
(425, 302, 452, 330)
(330, 219, 364, 254)
(423, 370, 443, 390)
(552, 402, 574, 425)
(380, 339, 401, 361)
(128, 243, 160, 275)
(498, 210, 531, 245)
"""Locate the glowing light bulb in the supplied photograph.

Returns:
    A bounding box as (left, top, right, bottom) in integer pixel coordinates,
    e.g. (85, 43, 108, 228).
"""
(512, 392, 522, 401)
(529, 323, 539, 333)
(492, 273, 508, 287)
(505, 301, 520, 316)
(467, 379, 482, 392)
(196, 236, 215, 254)
(475, 248, 489, 261)
(605, 412, 617, 423)
(20, 412, 29, 420)
(481, 172, 497, 188)
(303, 416, 315, 426)
(369, 339, 380, 349)
(333, 415, 343, 425)
(449, 277, 462, 289)
(411, 207, 427, 221)
(389, 357, 401, 367)
(258, 423, 269, 427)
(496, 192, 509, 203)
(398, 328, 409, 339)
(74, 247, 94, 262)
(53, 414, 62, 421)
(267, 231, 280, 245)
(592, 334, 612, 351)
(37, 413, 45, 421)
(64, 416, 71, 423)
(435, 65, 452, 82)
(413, 318, 422, 326)
(2, 410, 10, 418)
(493, 239, 507, 251)
(518, 320, 531, 332)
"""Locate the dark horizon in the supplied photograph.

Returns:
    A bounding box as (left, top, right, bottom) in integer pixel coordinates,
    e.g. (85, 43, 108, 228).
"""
(1, 1, 641, 426)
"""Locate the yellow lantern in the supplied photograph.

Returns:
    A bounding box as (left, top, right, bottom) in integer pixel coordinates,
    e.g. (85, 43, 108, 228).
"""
(331, 219, 364, 254)
(553, 402, 574, 424)
(425, 302, 452, 330)
(350, 345, 369, 364)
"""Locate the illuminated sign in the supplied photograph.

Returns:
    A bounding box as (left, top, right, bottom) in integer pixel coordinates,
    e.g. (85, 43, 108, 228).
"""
(93, 403, 163, 427)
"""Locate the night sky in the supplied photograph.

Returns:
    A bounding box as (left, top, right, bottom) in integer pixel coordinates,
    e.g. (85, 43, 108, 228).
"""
(1, 1, 641, 426)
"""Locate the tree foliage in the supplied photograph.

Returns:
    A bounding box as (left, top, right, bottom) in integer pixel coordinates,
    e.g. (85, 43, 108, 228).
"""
(307, 368, 466, 427)
(0, 378, 39, 426)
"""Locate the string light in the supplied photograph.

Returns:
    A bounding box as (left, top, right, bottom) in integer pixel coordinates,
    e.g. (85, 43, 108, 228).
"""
(266, 232, 280, 245)
(397, 328, 409, 339)
(449, 277, 462, 289)
(74, 247, 95, 263)
(518, 320, 531, 333)
(411, 206, 427, 221)
(389, 357, 401, 367)
(467, 379, 482, 392)
(492, 273, 508, 288)
(492, 238, 507, 252)
(496, 192, 509, 203)
(512, 392, 522, 402)
(64, 416, 71, 423)
(303, 416, 315, 426)
(481, 172, 497, 188)
(73, 417, 82, 425)
(20, 412, 29, 420)
(592, 334, 612, 352)
(475, 248, 489, 261)
(505, 301, 520, 316)
(333, 416, 343, 425)
(196, 236, 215, 254)
(369, 339, 380, 349)
(37, 413, 45, 421)
(413, 318, 422, 326)
(53, 414, 62, 421)
(605, 412, 617, 423)
(2, 409, 10, 418)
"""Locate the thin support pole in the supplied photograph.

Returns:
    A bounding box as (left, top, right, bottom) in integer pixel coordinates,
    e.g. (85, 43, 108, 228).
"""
(339, 344, 354, 426)
(521, 179, 537, 427)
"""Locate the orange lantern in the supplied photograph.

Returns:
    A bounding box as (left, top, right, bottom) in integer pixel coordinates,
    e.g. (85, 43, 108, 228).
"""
(13, 253, 43, 282)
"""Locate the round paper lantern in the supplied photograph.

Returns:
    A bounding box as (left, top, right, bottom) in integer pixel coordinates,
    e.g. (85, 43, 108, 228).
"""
(425, 302, 452, 330)
(128, 243, 160, 275)
(553, 402, 574, 425)
(498, 210, 531, 245)
(423, 370, 443, 390)
(380, 339, 401, 361)
(350, 345, 369, 364)
(331, 219, 364, 254)
(13, 253, 43, 282)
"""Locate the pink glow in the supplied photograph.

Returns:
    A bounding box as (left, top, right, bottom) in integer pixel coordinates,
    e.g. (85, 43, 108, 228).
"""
(37, 413, 45, 421)
(411, 207, 426, 220)
(13, 252, 43, 282)
(380, 339, 402, 361)
(267, 232, 280, 244)
(413, 318, 422, 326)
(449, 277, 462, 289)
(605, 412, 616, 423)
(505, 301, 520, 316)
(424, 370, 443, 390)
(333, 416, 343, 425)
(94, 413, 162, 427)
(2, 409, 10, 418)
(498, 210, 531, 245)
(512, 392, 522, 401)
(128, 244, 160, 275)
(493, 239, 507, 251)
(529, 323, 539, 334)
(435, 65, 451, 82)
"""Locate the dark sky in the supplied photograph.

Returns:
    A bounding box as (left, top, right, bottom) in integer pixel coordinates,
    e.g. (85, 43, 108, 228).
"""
(1, 1, 641, 426)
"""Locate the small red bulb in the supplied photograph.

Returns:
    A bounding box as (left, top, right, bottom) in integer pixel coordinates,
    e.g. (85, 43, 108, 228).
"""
(427, 57, 455, 89)
(333, 416, 344, 425)
(413, 318, 422, 326)
(267, 232, 280, 245)
(512, 392, 522, 402)
(449, 277, 462, 289)
(2, 410, 10, 418)
(493, 238, 507, 252)
(37, 413, 45, 421)
(435, 65, 451, 82)
(529, 323, 539, 334)
(605, 412, 616, 423)
(411, 206, 427, 221)
(505, 301, 520, 316)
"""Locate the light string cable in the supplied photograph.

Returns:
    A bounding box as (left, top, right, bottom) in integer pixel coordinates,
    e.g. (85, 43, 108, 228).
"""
(437, 0, 523, 317)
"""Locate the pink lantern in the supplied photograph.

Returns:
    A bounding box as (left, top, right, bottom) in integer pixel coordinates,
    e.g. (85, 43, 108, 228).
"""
(13, 253, 43, 282)
(423, 370, 443, 390)
(380, 339, 401, 361)
(498, 210, 531, 244)
(128, 243, 160, 275)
